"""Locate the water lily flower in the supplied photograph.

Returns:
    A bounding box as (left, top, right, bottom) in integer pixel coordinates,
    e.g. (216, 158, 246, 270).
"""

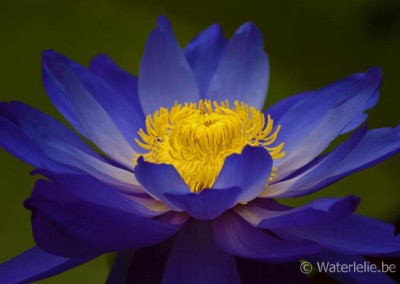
(1, 15, 400, 283)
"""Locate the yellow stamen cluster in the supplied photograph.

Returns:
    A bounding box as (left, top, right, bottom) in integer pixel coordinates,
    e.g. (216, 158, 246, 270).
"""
(135, 100, 285, 192)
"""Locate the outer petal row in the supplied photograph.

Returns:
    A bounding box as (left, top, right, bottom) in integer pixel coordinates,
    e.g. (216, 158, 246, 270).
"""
(0, 102, 141, 191)
(0, 247, 95, 284)
(266, 124, 400, 198)
(24, 173, 183, 258)
(269, 67, 382, 180)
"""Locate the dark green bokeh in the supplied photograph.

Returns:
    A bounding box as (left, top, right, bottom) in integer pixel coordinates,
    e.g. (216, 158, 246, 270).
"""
(1, 0, 400, 282)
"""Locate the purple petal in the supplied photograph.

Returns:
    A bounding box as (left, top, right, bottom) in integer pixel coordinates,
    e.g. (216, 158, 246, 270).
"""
(139, 16, 200, 114)
(236, 195, 360, 229)
(339, 91, 379, 134)
(0, 101, 141, 191)
(162, 219, 241, 284)
(0, 247, 95, 283)
(134, 157, 189, 210)
(184, 24, 227, 98)
(212, 211, 320, 263)
(207, 22, 269, 110)
(0, 110, 74, 173)
(213, 146, 273, 203)
(277, 214, 400, 256)
(43, 50, 138, 168)
(33, 171, 156, 217)
(88, 54, 146, 152)
(165, 187, 242, 220)
(267, 125, 400, 198)
(89, 54, 143, 114)
(25, 177, 182, 258)
(269, 68, 382, 180)
(308, 252, 396, 283)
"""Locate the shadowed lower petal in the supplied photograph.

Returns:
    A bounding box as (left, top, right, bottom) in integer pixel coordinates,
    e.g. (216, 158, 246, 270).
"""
(162, 219, 241, 284)
(276, 214, 400, 256)
(212, 211, 320, 263)
(25, 177, 182, 258)
(0, 247, 95, 283)
(235, 195, 360, 229)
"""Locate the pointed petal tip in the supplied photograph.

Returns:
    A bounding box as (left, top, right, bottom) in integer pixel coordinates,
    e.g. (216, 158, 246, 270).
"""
(235, 22, 262, 39)
(156, 15, 171, 31)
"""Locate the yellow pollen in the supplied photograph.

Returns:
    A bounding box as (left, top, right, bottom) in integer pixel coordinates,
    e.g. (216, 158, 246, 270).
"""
(134, 100, 285, 192)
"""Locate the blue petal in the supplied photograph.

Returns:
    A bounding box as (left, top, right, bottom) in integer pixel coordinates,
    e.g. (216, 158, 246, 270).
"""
(0, 247, 94, 283)
(236, 195, 360, 229)
(33, 171, 156, 217)
(89, 54, 143, 115)
(139, 16, 200, 114)
(213, 146, 273, 203)
(184, 24, 227, 98)
(0, 101, 141, 191)
(165, 187, 242, 220)
(267, 125, 400, 198)
(268, 68, 382, 180)
(43, 50, 139, 167)
(308, 252, 396, 283)
(339, 91, 379, 134)
(89, 54, 146, 152)
(0, 111, 74, 173)
(25, 177, 181, 258)
(212, 211, 320, 263)
(162, 220, 241, 284)
(207, 22, 269, 110)
(134, 157, 189, 210)
(277, 214, 400, 256)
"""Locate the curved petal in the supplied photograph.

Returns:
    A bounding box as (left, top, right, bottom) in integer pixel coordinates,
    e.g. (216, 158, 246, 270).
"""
(212, 211, 320, 263)
(42, 50, 139, 167)
(139, 16, 200, 115)
(235, 195, 360, 229)
(0, 101, 141, 191)
(0, 111, 75, 173)
(269, 68, 382, 180)
(89, 54, 143, 114)
(267, 125, 400, 198)
(89, 54, 146, 152)
(265, 124, 367, 197)
(276, 214, 400, 256)
(165, 187, 242, 220)
(0, 247, 95, 283)
(213, 146, 273, 203)
(33, 171, 156, 217)
(267, 89, 379, 136)
(25, 178, 181, 258)
(207, 22, 269, 110)
(134, 157, 189, 210)
(308, 252, 397, 284)
(184, 24, 227, 98)
(162, 220, 241, 284)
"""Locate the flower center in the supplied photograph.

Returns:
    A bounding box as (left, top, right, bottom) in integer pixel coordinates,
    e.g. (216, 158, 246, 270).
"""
(135, 100, 285, 192)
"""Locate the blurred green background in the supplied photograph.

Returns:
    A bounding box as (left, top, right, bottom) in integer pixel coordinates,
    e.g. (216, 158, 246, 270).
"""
(1, 0, 400, 282)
